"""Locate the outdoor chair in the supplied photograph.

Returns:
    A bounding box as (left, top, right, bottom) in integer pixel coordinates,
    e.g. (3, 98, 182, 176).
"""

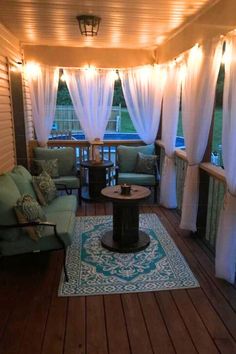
(115, 144, 159, 203)
(33, 146, 81, 203)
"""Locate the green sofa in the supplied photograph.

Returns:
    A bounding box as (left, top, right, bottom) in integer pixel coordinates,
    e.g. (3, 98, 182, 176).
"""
(0, 165, 77, 281)
(116, 144, 159, 202)
(33, 146, 81, 203)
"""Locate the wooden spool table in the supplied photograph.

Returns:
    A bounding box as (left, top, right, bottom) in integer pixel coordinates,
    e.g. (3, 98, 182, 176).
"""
(80, 160, 113, 201)
(101, 185, 151, 253)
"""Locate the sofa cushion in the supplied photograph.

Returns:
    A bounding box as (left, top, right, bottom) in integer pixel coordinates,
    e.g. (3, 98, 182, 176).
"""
(53, 176, 80, 189)
(43, 195, 77, 214)
(9, 165, 36, 199)
(117, 144, 155, 172)
(118, 173, 156, 186)
(0, 211, 75, 256)
(34, 159, 59, 178)
(15, 194, 46, 241)
(134, 152, 157, 174)
(32, 171, 57, 205)
(34, 147, 77, 176)
(0, 174, 21, 241)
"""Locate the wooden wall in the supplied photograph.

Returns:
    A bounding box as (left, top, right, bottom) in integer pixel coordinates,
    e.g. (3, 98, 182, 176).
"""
(0, 23, 34, 173)
(0, 24, 20, 173)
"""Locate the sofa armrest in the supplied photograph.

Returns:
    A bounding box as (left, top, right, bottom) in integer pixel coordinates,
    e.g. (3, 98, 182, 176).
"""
(0, 221, 69, 282)
(0, 221, 56, 229)
(54, 182, 71, 195)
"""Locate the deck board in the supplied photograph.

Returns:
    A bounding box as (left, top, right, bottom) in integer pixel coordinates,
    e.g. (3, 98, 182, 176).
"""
(0, 202, 236, 354)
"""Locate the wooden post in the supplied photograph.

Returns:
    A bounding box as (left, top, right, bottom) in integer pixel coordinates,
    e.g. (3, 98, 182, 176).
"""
(9, 66, 28, 168)
(196, 105, 215, 238)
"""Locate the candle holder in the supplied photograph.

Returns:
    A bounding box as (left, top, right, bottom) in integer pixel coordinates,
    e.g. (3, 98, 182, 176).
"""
(120, 184, 131, 196)
(89, 138, 103, 164)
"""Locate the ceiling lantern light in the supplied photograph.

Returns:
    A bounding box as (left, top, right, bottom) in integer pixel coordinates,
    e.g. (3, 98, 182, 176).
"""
(77, 15, 101, 37)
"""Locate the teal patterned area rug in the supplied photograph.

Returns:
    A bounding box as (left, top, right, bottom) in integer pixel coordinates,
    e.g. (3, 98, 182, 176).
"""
(58, 214, 199, 297)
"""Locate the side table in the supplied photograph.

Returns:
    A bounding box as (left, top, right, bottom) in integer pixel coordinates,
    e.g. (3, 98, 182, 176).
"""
(101, 185, 151, 252)
(80, 160, 113, 201)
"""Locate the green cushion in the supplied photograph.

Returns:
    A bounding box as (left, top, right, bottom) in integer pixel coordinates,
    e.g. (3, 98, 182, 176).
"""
(0, 174, 21, 241)
(117, 144, 155, 172)
(9, 165, 36, 199)
(34, 147, 76, 176)
(53, 176, 80, 189)
(15, 194, 46, 240)
(32, 171, 57, 205)
(118, 173, 156, 186)
(134, 153, 157, 174)
(0, 211, 75, 256)
(33, 159, 59, 178)
(43, 195, 77, 214)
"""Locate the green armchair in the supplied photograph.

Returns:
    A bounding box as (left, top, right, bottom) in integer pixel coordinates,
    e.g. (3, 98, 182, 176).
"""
(33, 147, 81, 203)
(116, 144, 159, 203)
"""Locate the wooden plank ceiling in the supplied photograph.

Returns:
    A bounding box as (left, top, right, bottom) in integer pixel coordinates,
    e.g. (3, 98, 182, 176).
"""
(0, 0, 217, 49)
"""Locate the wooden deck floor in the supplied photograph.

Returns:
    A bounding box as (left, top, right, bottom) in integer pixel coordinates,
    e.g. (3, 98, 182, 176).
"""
(0, 202, 236, 354)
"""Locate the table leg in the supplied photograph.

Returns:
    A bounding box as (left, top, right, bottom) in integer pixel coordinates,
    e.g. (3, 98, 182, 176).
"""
(101, 201, 150, 253)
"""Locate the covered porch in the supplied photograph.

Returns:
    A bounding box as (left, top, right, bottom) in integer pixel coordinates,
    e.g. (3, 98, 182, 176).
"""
(1, 201, 236, 353)
(0, 0, 236, 353)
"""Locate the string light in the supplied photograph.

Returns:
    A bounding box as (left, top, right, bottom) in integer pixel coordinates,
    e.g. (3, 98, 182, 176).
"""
(179, 64, 187, 82)
(25, 62, 41, 80)
(221, 43, 232, 65)
(60, 73, 66, 82)
(109, 70, 119, 81)
(83, 65, 97, 78)
(189, 43, 203, 63)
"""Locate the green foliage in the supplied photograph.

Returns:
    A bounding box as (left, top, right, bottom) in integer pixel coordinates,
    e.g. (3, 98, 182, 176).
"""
(57, 81, 72, 105)
(112, 79, 127, 107)
(120, 110, 135, 132)
(215, 65, 224, 107)
(57, 77, 127, 107)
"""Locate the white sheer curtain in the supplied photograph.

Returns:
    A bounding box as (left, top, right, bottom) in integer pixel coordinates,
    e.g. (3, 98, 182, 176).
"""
(160, 65, 181, 208)
(64, 68, 115, 142)
(180, 39, 223, 231)
(216, 35, 236, 283)
(26, 64, 59, 147)
(120, 65, 164, 144)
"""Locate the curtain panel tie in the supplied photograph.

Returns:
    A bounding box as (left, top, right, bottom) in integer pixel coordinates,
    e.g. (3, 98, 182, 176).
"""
(165, 153, 175, 160)
(223, 189, 236, 210)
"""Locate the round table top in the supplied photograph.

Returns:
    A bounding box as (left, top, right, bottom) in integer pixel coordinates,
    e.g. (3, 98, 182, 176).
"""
(101, 185, 151, 202)
(80, 160, 113, 168)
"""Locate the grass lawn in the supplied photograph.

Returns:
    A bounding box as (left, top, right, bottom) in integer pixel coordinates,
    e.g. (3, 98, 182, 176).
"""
(120, 110, 136, 132)
(120, 107, 223, 153)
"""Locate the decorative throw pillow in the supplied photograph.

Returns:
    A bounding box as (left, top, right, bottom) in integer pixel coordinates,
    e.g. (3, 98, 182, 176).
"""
(32, 171, 57, 205)
(14, 194, 46, 241)
(34, 159, 59, 178)
(134, 152, 157, 174)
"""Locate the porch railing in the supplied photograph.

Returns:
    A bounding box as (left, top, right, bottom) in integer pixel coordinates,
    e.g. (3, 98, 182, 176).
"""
(157, 142, 226, 253)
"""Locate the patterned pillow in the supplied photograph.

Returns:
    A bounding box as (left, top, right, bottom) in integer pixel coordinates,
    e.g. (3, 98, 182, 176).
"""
(32, 171, 57, 205)
(14, 194, 46, 241)
(34, 159, 59, 178)
(134, 152, 157, 174)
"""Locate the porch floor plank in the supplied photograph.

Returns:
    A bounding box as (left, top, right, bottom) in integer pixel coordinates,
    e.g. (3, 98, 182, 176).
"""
(0, 202, 236, 354)
(104, 295, 131, 354)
